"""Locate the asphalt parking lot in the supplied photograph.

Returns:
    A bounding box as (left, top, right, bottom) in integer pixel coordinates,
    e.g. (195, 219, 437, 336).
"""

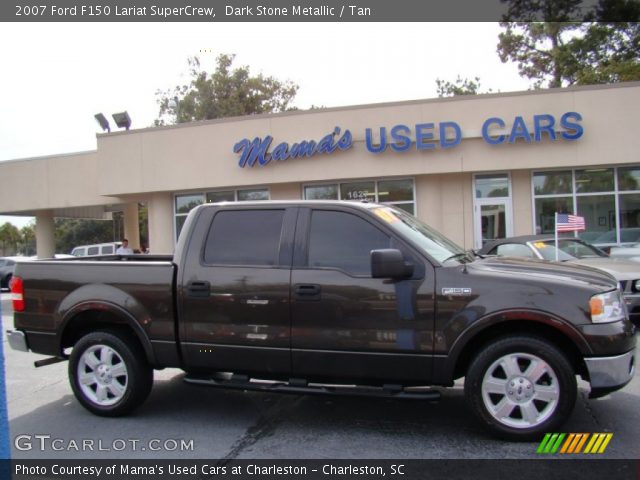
(2, 292, 639, 461)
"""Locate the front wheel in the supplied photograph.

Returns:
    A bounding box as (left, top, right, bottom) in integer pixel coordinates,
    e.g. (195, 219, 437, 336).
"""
(464, 335, 577, 441)
(69, 330, 153, 416)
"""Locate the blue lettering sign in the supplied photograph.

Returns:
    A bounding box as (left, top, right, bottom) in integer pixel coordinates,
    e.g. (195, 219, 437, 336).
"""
(440, 122, 462, 149)
(233, 113, 584, 167)
(366, 127, 387, 154)
(415, 123, 436, 150)
(533, 114, 556, 142)
(234, 136, 273, 167)
(560, 112, 583, 140)
(508, 116, 531, 143)
(482, 117, 506, 145)
(390, 125, 412, 153)
(236, 127, 353, 168)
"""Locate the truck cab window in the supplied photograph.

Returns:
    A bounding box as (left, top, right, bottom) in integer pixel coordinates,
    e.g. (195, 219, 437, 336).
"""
(308, 210, 390, 275)
(204, 210, 284, 266)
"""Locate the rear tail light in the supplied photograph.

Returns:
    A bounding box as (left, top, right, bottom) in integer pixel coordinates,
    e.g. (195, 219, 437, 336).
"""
(10, 276, 25, 312)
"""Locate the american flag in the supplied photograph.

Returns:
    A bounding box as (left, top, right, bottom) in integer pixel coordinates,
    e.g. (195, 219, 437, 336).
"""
(556, 213, 586, 232)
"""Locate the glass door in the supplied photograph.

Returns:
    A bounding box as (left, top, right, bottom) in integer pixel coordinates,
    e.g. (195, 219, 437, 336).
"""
(473, 174, 513, 249)
(475, 199, 512, 249)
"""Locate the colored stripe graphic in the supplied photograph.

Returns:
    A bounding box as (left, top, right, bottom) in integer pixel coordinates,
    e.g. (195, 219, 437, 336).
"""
(538, 433, 613, 454)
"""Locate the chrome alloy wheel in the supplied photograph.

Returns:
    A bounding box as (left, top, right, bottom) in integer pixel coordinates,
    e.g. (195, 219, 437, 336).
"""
(481, 352, 560, 429)
(77, 344, 129, 406)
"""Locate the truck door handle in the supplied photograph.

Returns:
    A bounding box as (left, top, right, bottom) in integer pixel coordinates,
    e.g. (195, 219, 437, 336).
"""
(294, 284, 321, 300)
(187, 281, 211, 297)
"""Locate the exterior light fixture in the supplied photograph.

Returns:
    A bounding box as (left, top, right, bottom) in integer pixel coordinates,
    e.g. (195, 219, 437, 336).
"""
(94, 113, 110, 132)
(112, 111, 132, 130)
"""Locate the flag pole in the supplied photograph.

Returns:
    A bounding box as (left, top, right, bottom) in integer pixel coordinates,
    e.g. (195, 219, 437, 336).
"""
(555, 212, 559, 261)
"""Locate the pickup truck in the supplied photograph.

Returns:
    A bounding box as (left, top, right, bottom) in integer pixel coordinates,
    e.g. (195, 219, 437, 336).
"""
(7, 201, 637, 440)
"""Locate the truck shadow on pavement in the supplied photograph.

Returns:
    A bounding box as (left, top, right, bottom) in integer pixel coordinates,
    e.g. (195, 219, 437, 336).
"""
(10, 369, 627, 460)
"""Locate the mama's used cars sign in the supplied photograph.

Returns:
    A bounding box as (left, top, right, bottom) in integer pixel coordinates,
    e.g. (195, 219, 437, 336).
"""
(233, 112, 583, 168)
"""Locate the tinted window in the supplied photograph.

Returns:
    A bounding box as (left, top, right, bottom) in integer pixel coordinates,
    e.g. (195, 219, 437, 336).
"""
(204, 210, 284, 266)
(102, 246, 114, 254)
(495, 243, 535, 258)
(308, 210, 390, 275)
(87, 247, 99, 255)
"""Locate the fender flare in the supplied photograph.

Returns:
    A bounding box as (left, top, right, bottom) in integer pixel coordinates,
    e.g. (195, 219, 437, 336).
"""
(58, 299, 156, 365)
(440, 309, 591, 384)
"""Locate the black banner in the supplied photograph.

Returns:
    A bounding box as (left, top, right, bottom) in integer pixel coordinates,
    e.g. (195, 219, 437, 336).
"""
(2, 0, 639, 22)
(6, 459, 640, 480)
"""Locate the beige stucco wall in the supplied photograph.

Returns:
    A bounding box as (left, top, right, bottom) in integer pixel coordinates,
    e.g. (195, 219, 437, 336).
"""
(415, 173, 474, 248)
(269, 182, 302, 200)
(0, 151, 121, 216)
(93, 82, 640, 199)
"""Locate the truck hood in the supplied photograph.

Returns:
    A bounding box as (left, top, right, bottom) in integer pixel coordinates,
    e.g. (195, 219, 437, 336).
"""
(470, 256, 617, 290)
(569, 257, 640, 281)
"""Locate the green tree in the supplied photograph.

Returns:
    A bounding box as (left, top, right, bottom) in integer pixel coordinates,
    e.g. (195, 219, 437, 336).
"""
(19, 223, 36, 256)
(155, 54, 299, 125)
(0, 223, 21, 256)
(498, 1, 640, 88)
(436, 76, 492, 97)
(54, 219, 114, 255)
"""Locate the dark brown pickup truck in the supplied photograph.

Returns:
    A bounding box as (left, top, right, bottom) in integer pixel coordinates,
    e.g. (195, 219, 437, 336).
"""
(6, 201, 637, 440)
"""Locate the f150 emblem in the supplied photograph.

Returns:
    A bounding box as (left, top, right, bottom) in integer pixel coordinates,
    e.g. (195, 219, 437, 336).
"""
(442, 288, 472, 296)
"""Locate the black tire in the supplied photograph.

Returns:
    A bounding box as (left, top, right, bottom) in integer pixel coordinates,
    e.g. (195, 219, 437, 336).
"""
(68, 330, 153, 416)
(464, 335, 577, 441)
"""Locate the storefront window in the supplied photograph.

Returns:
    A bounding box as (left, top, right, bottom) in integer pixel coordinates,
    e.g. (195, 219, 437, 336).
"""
(535, 197, 572, 234)
(340, 181, 375, 201)
(304, 184, 338, 200)
(206, 191, 235, 203)
(576, 194, 616, 241)
(304, 178, 416, 213)
(618, 167, 640, 191)
(238, 188, 269, 201)
(575, 168, 614, 193)
(176, 194, 204, 214)
(533, 171, 572, 195)
(533, 166, 640, 246)
(475, 174, 509, 198)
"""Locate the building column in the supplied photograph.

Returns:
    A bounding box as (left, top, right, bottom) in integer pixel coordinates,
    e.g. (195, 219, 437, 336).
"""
(35, 210, 55, 259)
(122, 203, 140, 251)
(147, 192, 174, 254)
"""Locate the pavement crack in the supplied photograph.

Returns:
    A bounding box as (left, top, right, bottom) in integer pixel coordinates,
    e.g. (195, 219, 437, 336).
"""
(579, 389, 604, 430)
(218, 395, 302, 464)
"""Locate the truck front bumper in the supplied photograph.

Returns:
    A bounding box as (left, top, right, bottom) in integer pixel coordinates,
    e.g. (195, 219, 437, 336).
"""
(6, 330, 28, 352)
(585, 350, 635, 398)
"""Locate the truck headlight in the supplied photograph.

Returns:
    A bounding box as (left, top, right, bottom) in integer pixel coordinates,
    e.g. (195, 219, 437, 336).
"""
(590, 290, 625, 324)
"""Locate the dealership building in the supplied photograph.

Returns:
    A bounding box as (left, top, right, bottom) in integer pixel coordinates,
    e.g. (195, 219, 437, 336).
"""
(1, 81, 639, 257)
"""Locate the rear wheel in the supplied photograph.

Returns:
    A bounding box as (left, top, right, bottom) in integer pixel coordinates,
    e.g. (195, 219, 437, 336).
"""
(69, 330, 153, 416)
(464, 335, 576, 440)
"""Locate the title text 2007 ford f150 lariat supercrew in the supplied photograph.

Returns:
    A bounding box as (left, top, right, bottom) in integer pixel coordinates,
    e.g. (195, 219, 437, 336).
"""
(7, 201, 636, 440)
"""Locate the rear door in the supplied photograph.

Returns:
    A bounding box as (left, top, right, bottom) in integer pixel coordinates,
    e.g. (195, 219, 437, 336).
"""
(179, 205, 297, 375)
(290, 206, 436, 384)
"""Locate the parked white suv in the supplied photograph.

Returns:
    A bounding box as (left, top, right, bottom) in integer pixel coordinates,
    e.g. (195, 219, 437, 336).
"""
(71, 242, 121, 257)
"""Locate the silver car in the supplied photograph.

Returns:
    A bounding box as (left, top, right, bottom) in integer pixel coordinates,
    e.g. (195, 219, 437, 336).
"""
(478, 235, 640, 326)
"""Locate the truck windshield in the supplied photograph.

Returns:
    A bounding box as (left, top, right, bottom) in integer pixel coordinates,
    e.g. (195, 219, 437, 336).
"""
(372, 206, 468, 263)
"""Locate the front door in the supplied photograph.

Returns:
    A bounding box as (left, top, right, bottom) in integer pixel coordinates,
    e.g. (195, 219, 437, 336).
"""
(290, 206, 435, 384)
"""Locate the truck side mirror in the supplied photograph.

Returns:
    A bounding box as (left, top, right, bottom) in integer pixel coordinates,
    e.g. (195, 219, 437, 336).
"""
(371, 249, 414, 279)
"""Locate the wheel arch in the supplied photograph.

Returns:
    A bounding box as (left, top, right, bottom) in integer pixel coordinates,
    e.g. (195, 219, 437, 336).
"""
(59, 303, 156, 365)
(444, 312, 591, 384)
